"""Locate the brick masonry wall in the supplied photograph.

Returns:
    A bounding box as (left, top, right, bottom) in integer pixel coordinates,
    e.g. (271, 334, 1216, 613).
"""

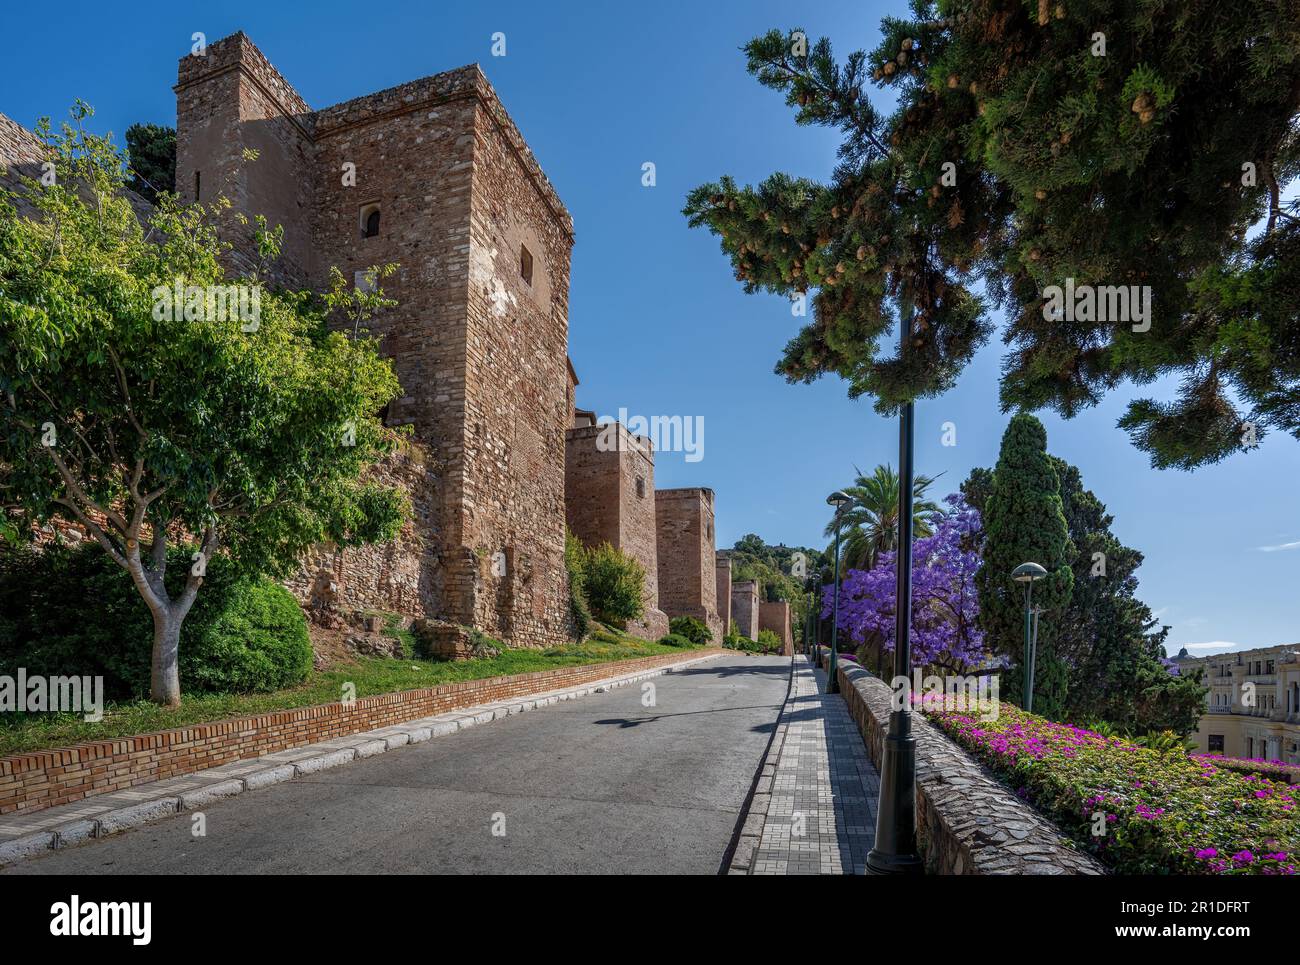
(310, 70, 480, 637)
(173, 34, 576, 649)
(759, 600, 792, 654)
(732, 580, 759, 640)
(655, 488, 721, 642)
(0, 112, 44, 165)
(834, 660, 1104, 875)
(459, 68, 573, 648)
(175, 33, 315, 288)
(284, 441, 440, 616)
(565, 423, 667, 640)
(0, 112, 50, 222)
(715, 556, 732, 635)
(0, 650, 701, 818)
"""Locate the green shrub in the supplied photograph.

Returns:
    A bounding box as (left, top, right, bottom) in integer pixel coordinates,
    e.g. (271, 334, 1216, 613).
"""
(669, 616, 711, 645)
(579, 542, 645, 625)
(0, 542, 312, 698)
(657, 633, 694, 648)
(565, 531, 592, 642)
(757, 629, 781, 653)
(723, 634, 762, 653)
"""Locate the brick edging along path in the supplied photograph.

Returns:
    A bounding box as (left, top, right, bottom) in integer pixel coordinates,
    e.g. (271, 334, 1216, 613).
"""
(0, 649, 716, 819)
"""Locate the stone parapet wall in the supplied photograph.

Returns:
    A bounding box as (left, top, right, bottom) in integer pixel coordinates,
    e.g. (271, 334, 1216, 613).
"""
(833, 659, 1105, 875)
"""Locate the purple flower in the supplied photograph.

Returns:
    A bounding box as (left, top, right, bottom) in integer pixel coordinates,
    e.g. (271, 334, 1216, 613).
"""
(823, 495, 987, 669)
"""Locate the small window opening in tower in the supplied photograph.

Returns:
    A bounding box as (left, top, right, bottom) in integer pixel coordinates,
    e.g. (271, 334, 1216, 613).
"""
(520, 244, 534, 285)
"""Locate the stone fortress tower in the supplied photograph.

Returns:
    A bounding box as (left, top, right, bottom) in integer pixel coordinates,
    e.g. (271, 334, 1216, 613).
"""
(169, 32, 726, 651)
(173, 33, 574, 652)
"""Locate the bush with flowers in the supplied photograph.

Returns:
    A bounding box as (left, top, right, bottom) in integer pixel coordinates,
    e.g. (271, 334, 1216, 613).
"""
(921, 697, 1297, 874)
(1190, 754, 1300, 785)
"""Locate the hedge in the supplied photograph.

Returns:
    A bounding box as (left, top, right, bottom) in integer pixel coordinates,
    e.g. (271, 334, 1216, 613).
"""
(0, 542, 312, 698)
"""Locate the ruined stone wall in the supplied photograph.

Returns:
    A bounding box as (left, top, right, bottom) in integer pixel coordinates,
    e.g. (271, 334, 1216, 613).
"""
(731, 580, 759, 640)
(565, 423, 667, 640)
(715, 555, 732, 637)
(283, 441, 441, 620)
(655, 488, 720, 642)
(759, 600, 792, 655)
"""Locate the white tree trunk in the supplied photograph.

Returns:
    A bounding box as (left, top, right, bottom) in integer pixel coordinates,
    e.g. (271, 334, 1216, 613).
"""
(150, 610, 182, 707)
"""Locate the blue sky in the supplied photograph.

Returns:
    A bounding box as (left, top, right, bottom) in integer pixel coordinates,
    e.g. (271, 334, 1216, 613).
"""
(4, 0, 1297, 655)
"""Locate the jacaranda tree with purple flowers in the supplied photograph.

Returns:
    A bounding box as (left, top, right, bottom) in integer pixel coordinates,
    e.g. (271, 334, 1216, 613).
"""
(824, 494, 986, 674)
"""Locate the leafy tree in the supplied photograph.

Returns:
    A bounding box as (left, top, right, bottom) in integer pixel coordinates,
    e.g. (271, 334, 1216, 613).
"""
(124, 122, 175, 203)
(726, 534, 825, 630)
(564, 530, 592, 642)
(975, 413, 1073, 714)
(830, 463, 941, 570)
(0, 106, 405, 705)
(829, 493, 985, 673)
(684, 5, 1300, 469)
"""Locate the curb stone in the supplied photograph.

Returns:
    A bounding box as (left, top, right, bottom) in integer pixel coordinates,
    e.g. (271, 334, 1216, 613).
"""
(98, 797, 181, 836)
(0, 650, 721, 868)
(178, 779, 246, 810)
(723, 654, 796, 875)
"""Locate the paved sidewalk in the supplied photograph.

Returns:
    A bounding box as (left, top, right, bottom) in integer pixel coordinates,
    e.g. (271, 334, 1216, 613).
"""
(751, 656, 878, 874)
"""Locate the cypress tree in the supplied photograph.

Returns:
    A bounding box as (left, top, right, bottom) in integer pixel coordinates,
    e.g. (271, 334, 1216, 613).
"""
(975, 413, 1074, 715)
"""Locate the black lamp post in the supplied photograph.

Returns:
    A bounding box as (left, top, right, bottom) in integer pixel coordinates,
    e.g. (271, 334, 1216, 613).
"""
(867, 302, 923, 875)
(825, 491, 851, 694)
(800, 590, 811, 658)
(1012, 562, 1047, 713)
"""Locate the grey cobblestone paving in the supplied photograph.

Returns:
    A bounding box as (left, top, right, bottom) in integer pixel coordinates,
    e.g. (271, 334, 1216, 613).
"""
(752, 656, 878, 875)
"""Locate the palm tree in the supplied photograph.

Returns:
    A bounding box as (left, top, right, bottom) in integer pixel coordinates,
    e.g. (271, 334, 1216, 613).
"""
(825, 464, 942, 572)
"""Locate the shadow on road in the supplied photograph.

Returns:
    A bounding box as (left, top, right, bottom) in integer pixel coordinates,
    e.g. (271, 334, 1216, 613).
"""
(594, 704, 784, 730)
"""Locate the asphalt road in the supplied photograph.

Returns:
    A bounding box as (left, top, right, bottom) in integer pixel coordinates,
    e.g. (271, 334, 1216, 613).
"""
(5, 653, 791, 875)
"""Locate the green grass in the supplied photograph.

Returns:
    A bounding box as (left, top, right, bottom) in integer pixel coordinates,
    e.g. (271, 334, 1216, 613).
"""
(0, 627, 698, 758)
